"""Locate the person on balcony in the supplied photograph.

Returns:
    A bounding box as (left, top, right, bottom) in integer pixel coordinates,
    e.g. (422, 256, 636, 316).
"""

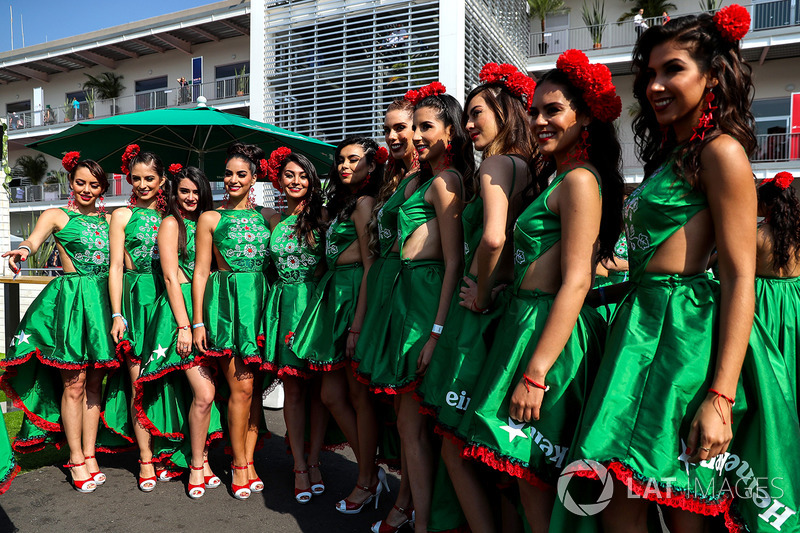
(634, 9, 648, 38)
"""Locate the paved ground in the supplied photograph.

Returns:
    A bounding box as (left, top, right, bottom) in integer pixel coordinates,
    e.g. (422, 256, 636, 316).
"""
(0, 409, 402, 533)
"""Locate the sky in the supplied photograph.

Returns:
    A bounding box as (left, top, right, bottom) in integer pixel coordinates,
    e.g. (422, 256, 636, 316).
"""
(1, 0, 215, 53)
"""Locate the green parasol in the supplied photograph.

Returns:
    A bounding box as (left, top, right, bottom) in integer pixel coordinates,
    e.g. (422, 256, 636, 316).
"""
(26, 101, 334, 179)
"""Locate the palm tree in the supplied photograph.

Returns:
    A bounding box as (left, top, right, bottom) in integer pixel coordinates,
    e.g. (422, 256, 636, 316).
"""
(13, 154, 49, 185)
(528, 0, 568, 54)
(618, 0, 677, 22)
(82, 72, 126, 99)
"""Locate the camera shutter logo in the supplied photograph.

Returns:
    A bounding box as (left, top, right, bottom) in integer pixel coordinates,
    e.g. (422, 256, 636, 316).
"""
(557, 459, 615, 516)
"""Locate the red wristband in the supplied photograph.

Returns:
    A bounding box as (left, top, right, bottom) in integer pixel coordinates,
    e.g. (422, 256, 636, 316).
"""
(522, 374, 549, 392)
(708, 388, 735, 425)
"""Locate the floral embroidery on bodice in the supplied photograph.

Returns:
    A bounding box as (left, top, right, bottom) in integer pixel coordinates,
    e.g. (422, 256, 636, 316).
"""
(125, 207, 162, 273)
(213, 209, 270, 273)
(269, 214, 322, 283)
(55, 208, 110, 276)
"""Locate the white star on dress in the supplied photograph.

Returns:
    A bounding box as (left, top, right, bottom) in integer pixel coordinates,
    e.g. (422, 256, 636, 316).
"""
(500, 418, 528, 443)
(677, 439, 691, 476)
(15, 331, 31, 345)
(149, 345, 168, 364)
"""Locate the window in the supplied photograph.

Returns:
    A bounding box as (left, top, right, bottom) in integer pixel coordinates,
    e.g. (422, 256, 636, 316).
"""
(752, 97, 790, 161)
(135, 76, 169, 111)
(7, 100, 30, 130)
(215, 62, 250, 99)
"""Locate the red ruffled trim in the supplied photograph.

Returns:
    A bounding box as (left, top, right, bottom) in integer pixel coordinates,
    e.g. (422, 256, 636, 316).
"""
(256, 334, 265, 348)
(0, 464, 20, 495)
(137, 354, 215, 384)
(460, 442, 554, 492)
(349, 358, 422, 395)
(95, 444, 136, 453)
(99, 410, 135, 444)
(434, 425, 467, 448)
(11, 434, 53, 454)
(306, 359, 347, 373)
(276, 366, 313, 380)
(206, 430, 224, 447)
(133, 382, 184, 440)
(574, 460, 733, 519)
(0, 357, 62, 433)
(115, 339, 138, 364)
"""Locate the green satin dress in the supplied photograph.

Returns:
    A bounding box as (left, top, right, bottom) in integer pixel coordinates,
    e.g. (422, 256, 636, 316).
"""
(203, 208, 270, 365)
(455, 168, 605, 488)
(351, 175, 416, 383)
(0, 208, 116, 452)
(260, 214, 323, 378)
(0, 411, 19, 494)
(99, 207, 164, 451)
(357, 173, 456, 394)
(556, 158, 800, 533)
(593, 234, 628, 322)
(417, 156, 521, 438)
(291, 215, 361, 372)
(134, 217, 225, 467)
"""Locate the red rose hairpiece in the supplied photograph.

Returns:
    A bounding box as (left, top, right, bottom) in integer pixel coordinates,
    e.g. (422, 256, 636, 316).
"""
(713, 4, 750, 43)
(404, 81, 447, 106)
(374, 146, 389, 165)
(258, 158, 269, 180)
(763, 171, 794, 190)
(555, 50, 621, 123)
(168, 163, 183, 175)
(121, 144, 141, 175)
(267, 147, 292, 191)
(479, 63, 537, 111)
(62, 151, 81, 172)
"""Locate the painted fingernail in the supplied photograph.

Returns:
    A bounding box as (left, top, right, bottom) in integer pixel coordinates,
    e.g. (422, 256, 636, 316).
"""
(685, 448, 692, 455)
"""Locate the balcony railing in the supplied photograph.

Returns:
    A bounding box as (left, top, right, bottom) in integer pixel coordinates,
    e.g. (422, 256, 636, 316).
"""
(619, 132, 800, 173)
(529, 0, 800, 57)
(5, 76, 250, 133)
(9, 177, 227, 204)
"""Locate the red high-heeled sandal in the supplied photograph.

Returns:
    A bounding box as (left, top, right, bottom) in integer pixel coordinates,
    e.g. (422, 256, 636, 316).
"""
(64, 461, 97, 494)
(247, 461, 263, 493)
(336, 467, 389, 514)
(294, 469, 312, 504)
(204, 459, 221, 489)
(308, 462, 324, 495)
(188, 464, 205, 499)
(371, 505, 415, 533)
(138, 459, 157, 492)
(230, 463, 251, 500)
(84, 454, 105, 486)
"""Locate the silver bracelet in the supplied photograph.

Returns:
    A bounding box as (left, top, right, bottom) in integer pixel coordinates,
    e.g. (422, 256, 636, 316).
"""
(19, 245, 32, 256)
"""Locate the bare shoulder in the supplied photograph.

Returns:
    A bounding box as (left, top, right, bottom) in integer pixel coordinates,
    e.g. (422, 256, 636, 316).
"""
(561, 166, 601, 192)
(197, 210, 221, 231)
(355, 195, 376, 212)
(261, 206, 278, 221)
(40, 207, 69, 231)
(700, 134, 752, 183)
(159, 215, 179, 231)
(111, 206, 133, 225)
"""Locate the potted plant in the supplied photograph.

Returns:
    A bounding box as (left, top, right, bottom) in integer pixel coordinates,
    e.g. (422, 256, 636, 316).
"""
(527, 0, 567, 55)
(83, 72, 126, 115)
(85, 88, 96, 118)
(582, 0, 607, 48)
(13, 154, 48, 185)
(64, 100, 74, 122)
(235, 66, 248, 96)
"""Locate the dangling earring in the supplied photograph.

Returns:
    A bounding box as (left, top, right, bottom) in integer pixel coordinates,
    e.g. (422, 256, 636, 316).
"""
(222, 189, 230, 207)
(247, 186, 256, 209)
(565, 127, 590, 165)
(67, 190, 76, 211)
(155, 188, 167, 213)
(358, 173, 372, 192)
(128, 191, 137, 209)
(443, 142, 453, 168)
(690, 90, 717, 142)
(660, 125, 671, 150)
(97, 195, 106, 215)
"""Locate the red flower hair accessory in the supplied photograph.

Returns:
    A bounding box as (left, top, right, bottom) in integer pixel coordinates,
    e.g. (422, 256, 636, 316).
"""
(168, 163, 183, 175)
(267, 147, 292, 190)
(555, 50, 621, 123)
(62, 151, 81, 172)
(714, 4, 750, 43)
(404, 81, 447, 106)
(374, 146, 389, 165)
(479, 63, 537, 111)
(258, 158, 269, 180)
(121, 144, 141, 175)
(763, 171, 794, 190)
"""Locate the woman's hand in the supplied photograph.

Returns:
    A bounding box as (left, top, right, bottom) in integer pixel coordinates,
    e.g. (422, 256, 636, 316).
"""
(416, 337, 437, 375)
(458, 276, 505, 313)
(346, 330, 359, 358)
(193, 326, 208, 354)
(2, 248, 29, 274)
(110, 316, 127, 344)
(508, 378, 545, 423)
(686, 394, 734, 463)
(177, 328, 193, 359)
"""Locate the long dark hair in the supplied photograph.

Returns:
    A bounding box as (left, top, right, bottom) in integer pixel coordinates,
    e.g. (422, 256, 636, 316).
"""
(325, 136, 384, 220)
(127, 151, 165, 182)
(70, 159, 109, 195)
(462, 84, 537, 202)
(414, 92, 475, 199)
(530, 69, 624, 262)
(166, 166, 213, 260)
(632, 13, 756, 185)
(758, 181, 800, 272)
(278, 152, 325, 247)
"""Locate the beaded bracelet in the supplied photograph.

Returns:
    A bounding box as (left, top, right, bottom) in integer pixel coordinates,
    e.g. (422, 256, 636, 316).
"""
(522, 374, 550, 392)
(192, 323, 205, 330)
(176, 325, 190, 331)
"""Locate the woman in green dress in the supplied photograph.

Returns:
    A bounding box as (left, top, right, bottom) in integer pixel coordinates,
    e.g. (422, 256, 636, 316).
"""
(755, 171, 800, 412)
(291, 136, 386, 513)
(1, 154, 114, 493)
(134, 165, 221, 499)
(259, 149, 327, 504)
(415, 63, 536, 533)
(107, 147, 169, 490)
(192, 142, 271, 500)
(561, 11, 800, 533)
(452, 52, 623, 531)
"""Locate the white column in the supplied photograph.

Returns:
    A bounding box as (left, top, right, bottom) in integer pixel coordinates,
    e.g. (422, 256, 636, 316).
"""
(438, 0, 467, 104)
(250, 0, 267, 124)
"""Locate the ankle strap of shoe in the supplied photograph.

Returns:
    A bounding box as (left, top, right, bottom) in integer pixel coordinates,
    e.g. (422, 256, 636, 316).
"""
(308, 463, 321, 469)
(84, 455, 95, 460)
(231, 463, 249, 470)
(293, 469, 308, 474)
(138, 459, 153, 465)
(190, 464, 204, 471)
(64, 462, 85, 469)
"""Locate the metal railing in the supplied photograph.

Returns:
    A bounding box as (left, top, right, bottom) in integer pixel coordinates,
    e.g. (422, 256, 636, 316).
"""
(529, 0, 800, 57)
(5, 76, 250, 133)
